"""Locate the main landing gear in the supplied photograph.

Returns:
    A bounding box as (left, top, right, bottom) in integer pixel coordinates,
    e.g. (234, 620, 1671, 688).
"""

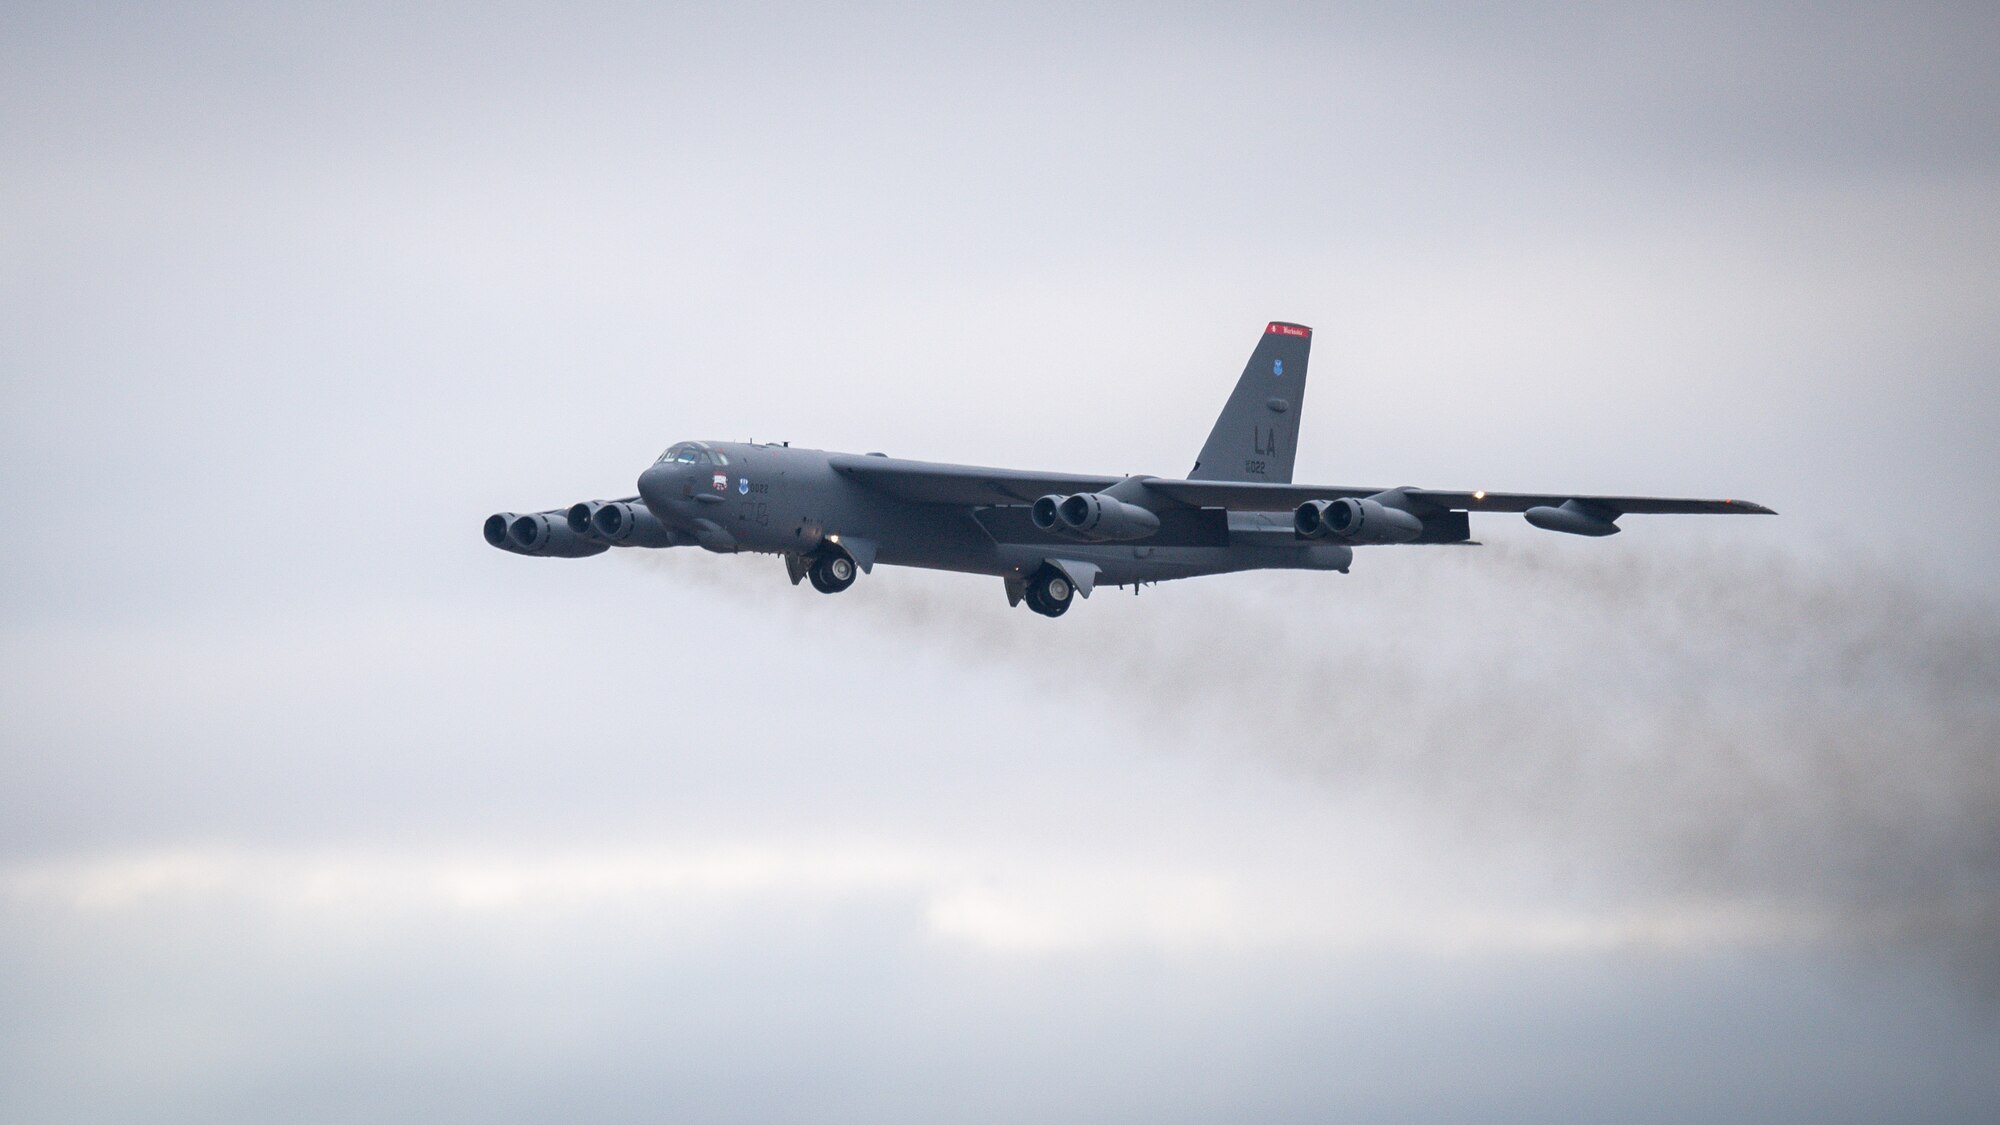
(807, 550, 857, 594)
(1023, 566, 1073, 618)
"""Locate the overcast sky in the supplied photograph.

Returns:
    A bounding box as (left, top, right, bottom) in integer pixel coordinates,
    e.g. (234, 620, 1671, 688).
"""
(3, 3, 1998, 1122)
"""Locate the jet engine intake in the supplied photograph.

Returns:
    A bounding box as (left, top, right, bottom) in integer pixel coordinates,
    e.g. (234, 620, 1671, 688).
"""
(484, 512, 518, 549)
(590, 501, 681, 547)
(1294, 497, 1423, 544)
(1031, 494, 1065, 532)
(1036, 491, 1162, 541)
(567, 501, 611, 537)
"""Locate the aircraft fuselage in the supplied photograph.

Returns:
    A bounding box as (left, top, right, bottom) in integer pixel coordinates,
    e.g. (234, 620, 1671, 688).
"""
(635, 441, 1353, 590)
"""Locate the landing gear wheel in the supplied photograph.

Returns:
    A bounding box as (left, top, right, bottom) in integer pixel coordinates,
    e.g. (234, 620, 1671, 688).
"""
(808, 551, 857, 594)
(1026, 568, 1073, 617)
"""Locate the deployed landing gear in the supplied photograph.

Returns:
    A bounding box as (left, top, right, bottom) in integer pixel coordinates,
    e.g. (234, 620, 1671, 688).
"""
(808, 550, 857, 594)
(1024, 566, 1073, 617)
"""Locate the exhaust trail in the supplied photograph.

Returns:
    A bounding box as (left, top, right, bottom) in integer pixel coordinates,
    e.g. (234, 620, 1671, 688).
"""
(622, 540, 2000, 990)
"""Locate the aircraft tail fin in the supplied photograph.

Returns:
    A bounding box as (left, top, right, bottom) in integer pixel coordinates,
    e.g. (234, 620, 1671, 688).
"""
(1189, 321, 1312, 483)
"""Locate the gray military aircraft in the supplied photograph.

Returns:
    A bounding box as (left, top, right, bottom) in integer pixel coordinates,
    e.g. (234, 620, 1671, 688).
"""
(484, 322, 1773, 617)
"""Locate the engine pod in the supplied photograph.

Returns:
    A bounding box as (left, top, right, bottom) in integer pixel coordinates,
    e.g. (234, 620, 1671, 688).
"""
(503, 511, 610, 557)
(1296, 497, 1421, 543)
(1054, 492, 1161, 541)
(592, 501, 680, 547)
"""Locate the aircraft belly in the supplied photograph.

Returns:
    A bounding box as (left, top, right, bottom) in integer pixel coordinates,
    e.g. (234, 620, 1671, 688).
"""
(859, 515, 1354, 584)
(867, 507, 1007, 575)
(983, 541, 1350, 586)
(981, 544, 1208, 585)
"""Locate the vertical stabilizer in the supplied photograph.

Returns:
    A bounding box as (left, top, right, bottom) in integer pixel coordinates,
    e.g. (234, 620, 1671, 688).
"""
(1189, 321, 1312, 483)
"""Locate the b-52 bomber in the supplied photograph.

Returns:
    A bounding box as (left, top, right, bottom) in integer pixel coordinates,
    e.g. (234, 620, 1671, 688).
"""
(485, 322, 1773, 617)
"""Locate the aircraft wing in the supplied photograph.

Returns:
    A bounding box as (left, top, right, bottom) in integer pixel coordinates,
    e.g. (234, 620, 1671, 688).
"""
(1145, 480, 1776, 516)
(832, 455, 1774, 517)
(829, 454, 1121, 505)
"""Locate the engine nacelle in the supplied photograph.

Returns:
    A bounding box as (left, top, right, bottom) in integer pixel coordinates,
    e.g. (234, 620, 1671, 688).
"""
(1294, 497, 1423, 544)
(1033, 492, 1161, 541)
(484, 512, 521, 550)
(488, 510, 609, 557)
(1031, 494, 1066, 532)
(590, 501, 681, 547)
(567, 501, 612, 537)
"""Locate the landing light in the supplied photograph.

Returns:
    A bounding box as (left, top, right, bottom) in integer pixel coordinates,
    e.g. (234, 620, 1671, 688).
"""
(1473, 490, 1486, 501)
(827, 534, 841, 543)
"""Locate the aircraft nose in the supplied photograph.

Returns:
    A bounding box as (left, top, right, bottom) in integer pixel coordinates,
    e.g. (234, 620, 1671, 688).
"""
(637, 462, 680, 511)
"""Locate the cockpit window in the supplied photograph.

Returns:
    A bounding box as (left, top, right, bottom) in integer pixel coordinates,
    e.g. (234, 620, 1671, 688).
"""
(710, 450, 729, 466)
(657, 442, 717, 465)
